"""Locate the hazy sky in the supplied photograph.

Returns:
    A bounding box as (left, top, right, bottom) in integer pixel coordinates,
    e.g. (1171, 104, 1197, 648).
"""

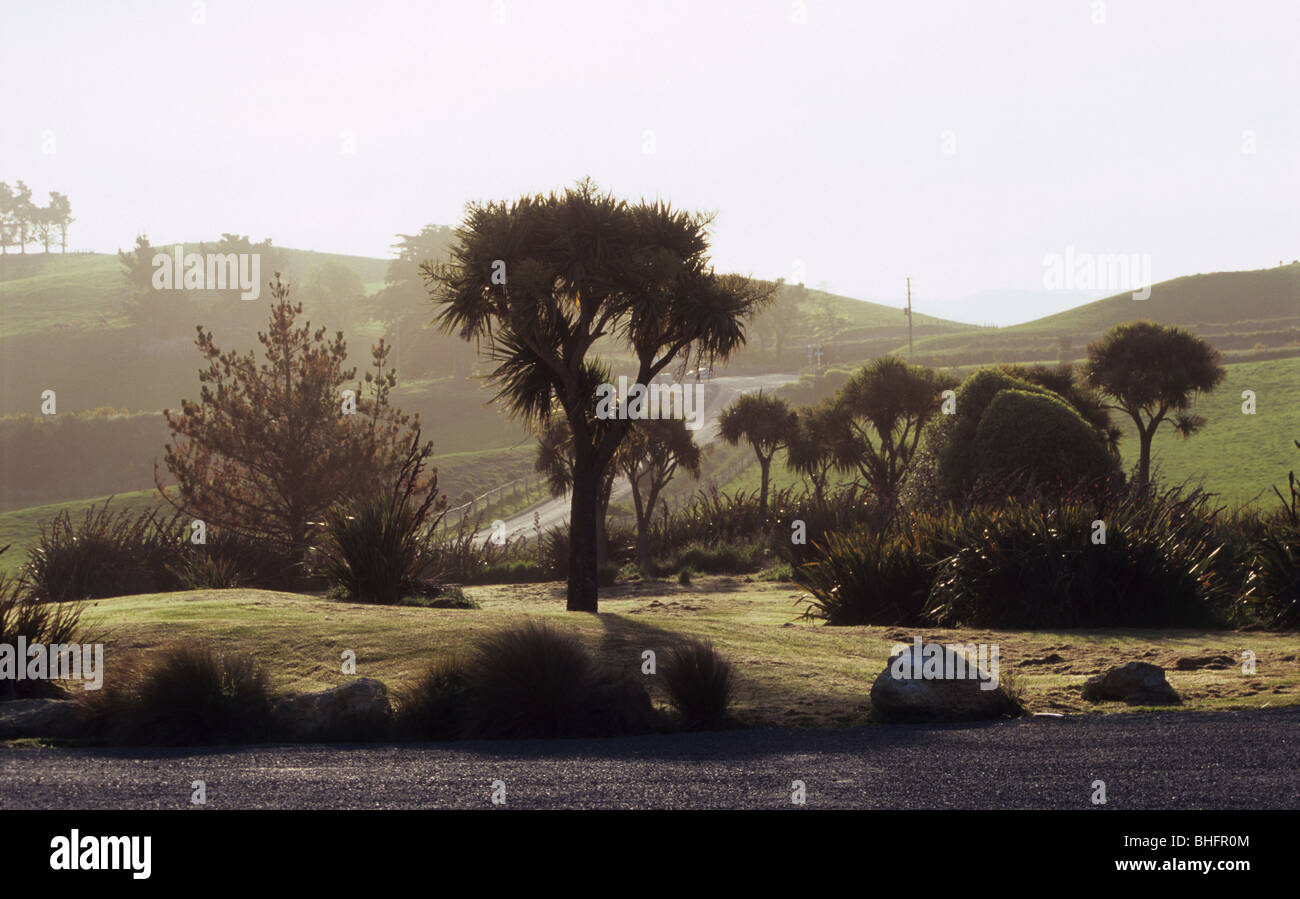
(4, 0, 1297, 323)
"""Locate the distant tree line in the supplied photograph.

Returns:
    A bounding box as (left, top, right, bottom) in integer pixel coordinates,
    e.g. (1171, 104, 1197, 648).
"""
(0, 409, 169, 511)
(0, 181, 74, 253)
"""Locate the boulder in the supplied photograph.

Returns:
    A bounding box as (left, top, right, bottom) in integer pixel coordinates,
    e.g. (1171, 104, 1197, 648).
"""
(272, 678, 392, 742)
(869, 644, 1021, 722)
(0, 699, 82, 740)
(1082, 662, 1180, 705)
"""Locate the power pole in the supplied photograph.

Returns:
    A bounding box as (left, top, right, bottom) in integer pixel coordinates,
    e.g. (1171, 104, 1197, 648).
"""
(904, 276, 914, 358)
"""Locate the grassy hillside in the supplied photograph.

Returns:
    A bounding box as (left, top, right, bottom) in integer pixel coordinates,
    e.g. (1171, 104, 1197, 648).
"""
(0, 253, 129, 338)
(1018, 264, 1300, 334)
(0, 248, 389, 340)
(1117, 356, 1300, 507)
(897, 264, 1300, 368)
(812, 287, 963, 331)
(4, 252, 1294, 551)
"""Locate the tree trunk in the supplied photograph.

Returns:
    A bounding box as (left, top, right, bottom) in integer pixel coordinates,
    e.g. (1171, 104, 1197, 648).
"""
(1136, 423, 1153, 493)
(759, 455, 771, 520)
(567, 458, 600, 612)
(596, 479, 610, 567)
(631, 479, 652, 575)
(635, 519, 652, 576)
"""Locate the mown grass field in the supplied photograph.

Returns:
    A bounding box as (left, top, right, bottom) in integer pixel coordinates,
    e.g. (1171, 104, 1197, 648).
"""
(70, 579, 1300, 728)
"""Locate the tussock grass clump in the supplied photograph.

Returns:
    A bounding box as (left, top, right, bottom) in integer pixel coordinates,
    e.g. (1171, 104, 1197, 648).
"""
(663, 541, 767, 576)
(650, 485, 876, 564)
(169, 552, 243, 590)
(395, 655, 471, 740)
(1247, 517, 1300, 629)
(662, 639, 735, 731)
(315, 441, 447, 604)
(926, 489, 1229, 628)
(798, 485, 1235, 629)
(467, 560, 551, 584)
(397, 621, 658, 740)
(796, 529, 938, 626)
(1245, 456, 1300, 629)
(462, 622, 603, 738)
(172, 530, 301, 591)
(24, 500, 183, 602)
(76, 640, 272, 745)
(316, 492, 433, 604)
(0, 546, 87, 700)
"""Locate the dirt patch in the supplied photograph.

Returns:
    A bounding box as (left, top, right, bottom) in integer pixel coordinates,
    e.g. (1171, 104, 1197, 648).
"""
(1019, 653, 1066, 667)
(1175, 654, 1237, 670)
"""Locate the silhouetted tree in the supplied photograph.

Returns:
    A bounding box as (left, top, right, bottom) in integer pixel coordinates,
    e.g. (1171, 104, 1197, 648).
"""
(1084, 321, 1226, 491)
(429, 179, 772, 611)
(719, 392, 797, 520)
(785, 399, 854, 505)
(533, 409, 616, 567)
(32, 200, 54, 253)
(370, 225, 472, 379)
(48, 191, 72, 253)
(302, 258, 364, 331)
(0, 183, 15, 254)
(119, 235, 189, 333)
(835, 356, 955, 516)
(10, 181, 33, 254)
(619, 418, 701, 574)
(753, 281, 803, 364)
(157, 274, 424, 564)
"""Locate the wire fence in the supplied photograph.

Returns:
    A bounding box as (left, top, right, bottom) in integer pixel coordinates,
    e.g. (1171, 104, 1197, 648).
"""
(438, 473, 546, 531)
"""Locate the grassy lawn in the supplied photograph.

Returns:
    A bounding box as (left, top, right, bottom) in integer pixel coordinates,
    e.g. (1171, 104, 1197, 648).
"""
(73, 578, 1300, 729)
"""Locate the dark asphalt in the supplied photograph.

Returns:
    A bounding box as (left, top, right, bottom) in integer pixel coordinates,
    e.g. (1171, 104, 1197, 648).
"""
(2, 707, 1297, 810)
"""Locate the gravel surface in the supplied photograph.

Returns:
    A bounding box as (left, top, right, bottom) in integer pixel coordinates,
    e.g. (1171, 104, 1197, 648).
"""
(2, 707, 1297, 810)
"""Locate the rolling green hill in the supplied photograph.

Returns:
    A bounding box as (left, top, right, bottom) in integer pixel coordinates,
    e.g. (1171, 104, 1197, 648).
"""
(0, 246, 390, 339)
(897, 263, 1300, 368)
(0, 253, 129, 338)
(1016, 264, 1300, 334)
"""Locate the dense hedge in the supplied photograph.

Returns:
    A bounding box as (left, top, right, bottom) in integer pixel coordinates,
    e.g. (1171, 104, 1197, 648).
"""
(973, 389, 1115, 492)
(929, 367, 1117, 504)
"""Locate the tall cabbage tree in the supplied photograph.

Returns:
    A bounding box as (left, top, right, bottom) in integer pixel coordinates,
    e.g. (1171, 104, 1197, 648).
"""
(428, 180, 772, 611)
